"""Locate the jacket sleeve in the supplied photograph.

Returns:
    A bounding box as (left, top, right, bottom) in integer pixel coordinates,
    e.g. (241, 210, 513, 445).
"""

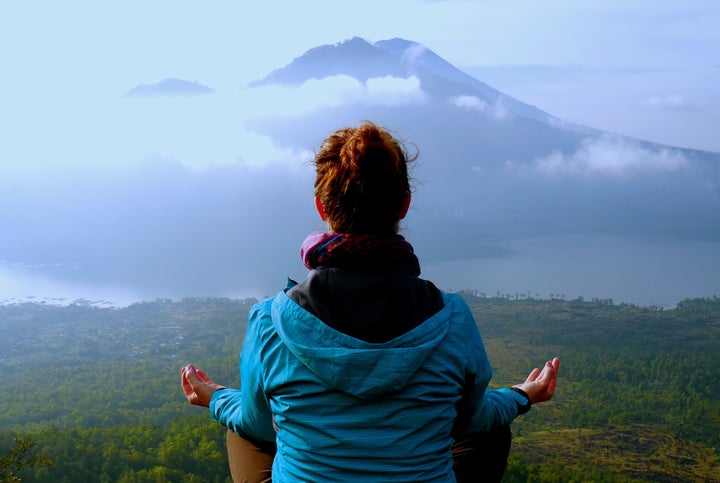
(208, 299, 277, 442)
(453, 298, 530, 434)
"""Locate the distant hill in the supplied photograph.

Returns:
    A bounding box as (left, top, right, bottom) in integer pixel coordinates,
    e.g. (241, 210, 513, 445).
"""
(124, 77, 215, 97)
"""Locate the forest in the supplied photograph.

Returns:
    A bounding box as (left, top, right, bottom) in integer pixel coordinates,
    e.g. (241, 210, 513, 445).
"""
(1, 294, 718, 482)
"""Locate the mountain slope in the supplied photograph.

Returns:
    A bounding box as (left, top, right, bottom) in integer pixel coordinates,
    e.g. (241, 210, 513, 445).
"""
(252, 36, 562, 127)
(373, 37, 565, 126)
(245, 36, 720, 244)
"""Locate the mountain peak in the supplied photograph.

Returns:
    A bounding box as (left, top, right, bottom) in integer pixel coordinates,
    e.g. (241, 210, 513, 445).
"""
(373, 38, 422, 55)
(249, 36, 553, 124)
(249, 36, 402, 87)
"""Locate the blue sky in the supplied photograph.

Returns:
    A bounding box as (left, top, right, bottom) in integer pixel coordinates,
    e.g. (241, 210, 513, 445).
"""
(1, 0, 719, 305)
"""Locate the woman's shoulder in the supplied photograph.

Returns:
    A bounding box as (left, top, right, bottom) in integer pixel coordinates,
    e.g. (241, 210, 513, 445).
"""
(249, 296, 274, 319)
(248, 289, 310, 332)
(247, 293, 286, 338)
(436, 291, 482, 341)
(439, 290, 473, 315)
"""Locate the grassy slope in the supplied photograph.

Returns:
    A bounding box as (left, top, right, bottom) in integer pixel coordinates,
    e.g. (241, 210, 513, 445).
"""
(464, 293, 720, 482)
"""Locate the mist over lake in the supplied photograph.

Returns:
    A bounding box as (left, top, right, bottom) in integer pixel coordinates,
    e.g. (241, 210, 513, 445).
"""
(422, 235, 720, 308)
(2, 233, 717, 309)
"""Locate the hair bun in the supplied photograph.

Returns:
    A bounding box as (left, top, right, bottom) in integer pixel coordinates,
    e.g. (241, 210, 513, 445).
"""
(313, 122, 414, 234)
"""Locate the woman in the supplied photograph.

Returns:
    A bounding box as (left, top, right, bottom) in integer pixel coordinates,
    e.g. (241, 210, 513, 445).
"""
(182, 122, 560, 482)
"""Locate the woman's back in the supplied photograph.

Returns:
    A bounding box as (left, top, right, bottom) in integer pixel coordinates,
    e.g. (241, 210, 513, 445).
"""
(245, 281, 490, 482)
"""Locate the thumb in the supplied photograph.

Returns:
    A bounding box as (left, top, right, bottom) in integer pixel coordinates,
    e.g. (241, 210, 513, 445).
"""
(181, 365, 201, 391)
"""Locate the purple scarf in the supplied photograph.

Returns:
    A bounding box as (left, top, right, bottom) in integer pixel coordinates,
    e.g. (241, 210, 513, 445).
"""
(300, 231, 421, 276)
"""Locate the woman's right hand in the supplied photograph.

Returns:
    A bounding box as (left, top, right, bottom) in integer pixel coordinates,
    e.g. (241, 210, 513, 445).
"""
(181, 364, 227, 408)
(513, 357, 560, 404)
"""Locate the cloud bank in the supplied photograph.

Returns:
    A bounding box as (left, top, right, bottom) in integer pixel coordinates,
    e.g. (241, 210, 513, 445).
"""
(242, 75, 427, 118)
(0, 157, 318, 303)
(528, 134, 690, 177)
(638, 95, 691, 110)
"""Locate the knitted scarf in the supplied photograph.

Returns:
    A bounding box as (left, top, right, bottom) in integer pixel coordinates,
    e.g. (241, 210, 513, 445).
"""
(300, 231, 421, 276)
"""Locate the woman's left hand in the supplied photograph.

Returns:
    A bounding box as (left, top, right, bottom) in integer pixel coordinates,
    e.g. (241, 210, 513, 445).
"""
(181, 364, 226, 407)
(513, 357, 560, 405)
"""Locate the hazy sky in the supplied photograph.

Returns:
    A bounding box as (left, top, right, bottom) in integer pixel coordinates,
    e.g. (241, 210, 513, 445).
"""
(2, 0, 719, 172)
(1, 0, 719, 305)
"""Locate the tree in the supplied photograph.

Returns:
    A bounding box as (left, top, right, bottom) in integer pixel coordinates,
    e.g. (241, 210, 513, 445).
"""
(0, 436, 53, 482)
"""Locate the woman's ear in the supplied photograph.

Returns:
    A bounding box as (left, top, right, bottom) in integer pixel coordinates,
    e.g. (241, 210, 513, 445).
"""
(398, 193, 411, 220)
(315, 196, 328, 221)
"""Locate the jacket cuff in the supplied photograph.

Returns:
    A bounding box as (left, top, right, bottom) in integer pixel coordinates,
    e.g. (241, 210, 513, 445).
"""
(208, 388, 230, 424)
(508, 387, 532, 415)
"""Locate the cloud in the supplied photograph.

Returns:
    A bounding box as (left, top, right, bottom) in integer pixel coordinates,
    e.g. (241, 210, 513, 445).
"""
(638, 95, 692, 110)
(159, 128, 312, 171)
(365, 76, 427, 105)
(449, 95, 510, 120)
(450, 95, 488, 111)
(401, 43, 427, 64)
(0, 90, 313, 175)
(528, 134, 690, 177)
(1, 157, 317, 303)
(242, 75, 427, 118)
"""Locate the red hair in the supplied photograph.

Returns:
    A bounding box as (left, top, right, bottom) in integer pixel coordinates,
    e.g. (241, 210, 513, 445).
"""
(314, 122, 414, 234)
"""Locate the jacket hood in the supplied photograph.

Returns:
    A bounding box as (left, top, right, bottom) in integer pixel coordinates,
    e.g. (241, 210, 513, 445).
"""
(271, 291, 451, 399)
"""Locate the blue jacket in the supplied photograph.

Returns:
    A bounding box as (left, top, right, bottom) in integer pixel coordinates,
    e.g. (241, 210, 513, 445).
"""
(210, 281, 527, 482)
